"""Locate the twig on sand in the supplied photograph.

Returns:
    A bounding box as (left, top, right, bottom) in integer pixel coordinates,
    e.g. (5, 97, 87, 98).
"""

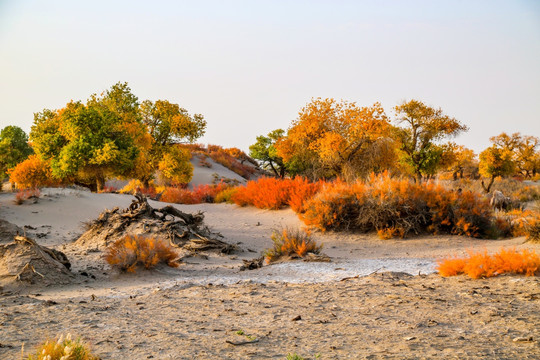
(339, 267, 382, 281)
(225, 339, 260, 346)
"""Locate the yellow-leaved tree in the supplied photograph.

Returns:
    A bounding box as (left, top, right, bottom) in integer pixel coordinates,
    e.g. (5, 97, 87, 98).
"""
(275, 98, 395, 181)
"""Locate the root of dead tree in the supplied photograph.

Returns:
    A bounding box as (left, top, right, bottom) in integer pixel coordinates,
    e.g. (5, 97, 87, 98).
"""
(77, 193, 237, 254)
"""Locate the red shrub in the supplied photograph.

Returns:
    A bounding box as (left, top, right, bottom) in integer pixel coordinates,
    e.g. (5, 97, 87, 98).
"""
(161, 183, 230, 204)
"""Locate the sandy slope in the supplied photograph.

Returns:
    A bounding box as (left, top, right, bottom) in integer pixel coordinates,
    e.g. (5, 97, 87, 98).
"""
(0, 189, 539, 359)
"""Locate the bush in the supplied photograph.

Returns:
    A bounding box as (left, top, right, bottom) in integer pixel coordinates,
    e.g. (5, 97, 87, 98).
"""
(301, 174, 496, 238)
(161, 183, 230, 204)
(232, 177, 293, 209)
(8, 155, 52, 189)
(493, 209, 540, 240)
(232, 177, 322, 210)
(26, 333, 99, 360)
(437, 248, 540, 278)
(105, 235, 179, 272)
(214, 186, 239, 203)
(264, 227, 322, 263)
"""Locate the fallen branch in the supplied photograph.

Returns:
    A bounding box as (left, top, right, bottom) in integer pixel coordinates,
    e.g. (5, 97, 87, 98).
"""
(225, 339, 259, 346)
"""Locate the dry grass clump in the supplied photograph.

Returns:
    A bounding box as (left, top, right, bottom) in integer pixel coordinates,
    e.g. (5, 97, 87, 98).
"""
(438, 248, 540, 278)
(105, 235, 179, 272)
(26, 333, 99, 360)
(264, 227, 322, 263)
(232, 177, 323, 210)
(301, 174, 495, 238)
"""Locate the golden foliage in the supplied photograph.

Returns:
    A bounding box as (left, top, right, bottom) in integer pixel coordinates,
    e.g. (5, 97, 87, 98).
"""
(275, 98, 394, 180)
(8, 155, 52, 189)
(158, 146, 193, 185)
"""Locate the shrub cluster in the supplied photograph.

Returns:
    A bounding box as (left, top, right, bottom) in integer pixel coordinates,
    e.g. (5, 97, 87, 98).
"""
(26, 333, 99, 360)
(105, 235, 179, 272)
(437, 248, 540, 278)
(8, 155, 53, 189)
(264, 227, 323, 263)
(300, 175, 495, 238)
(160, 182, 230, 204)
(493, 209, 540, 241)
(232, 177, 323, 210)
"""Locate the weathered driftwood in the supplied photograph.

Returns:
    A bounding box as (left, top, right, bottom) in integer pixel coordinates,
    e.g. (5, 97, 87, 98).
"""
(76, 193, 237, 254)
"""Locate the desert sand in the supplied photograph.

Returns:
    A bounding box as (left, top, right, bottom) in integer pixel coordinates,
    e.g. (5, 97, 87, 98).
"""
(0, 186, 539, 359)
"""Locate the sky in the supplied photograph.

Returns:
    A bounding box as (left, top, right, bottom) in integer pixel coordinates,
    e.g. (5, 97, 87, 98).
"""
(1, 0, 539, 155)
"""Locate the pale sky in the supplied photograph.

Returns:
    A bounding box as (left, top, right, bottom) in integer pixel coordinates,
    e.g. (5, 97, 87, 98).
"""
(1, 0, 539, 155)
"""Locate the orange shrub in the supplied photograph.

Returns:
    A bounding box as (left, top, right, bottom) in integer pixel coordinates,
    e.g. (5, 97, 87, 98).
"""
(8, 155, 52, 189)
(438, 248, 540, 278)
(105, 235, 179, 272)
(232, 177, 293, 209)
(288, 177, 324, 213)
(232, 177, 323, 210)
(301, 174, 496, 238)
(264, 227, 322, 263)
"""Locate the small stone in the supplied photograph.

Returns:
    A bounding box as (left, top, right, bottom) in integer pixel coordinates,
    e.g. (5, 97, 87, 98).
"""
(513, 336, 533, 342)
(291, 315, 302, 321)
(404, 336, 417, 341)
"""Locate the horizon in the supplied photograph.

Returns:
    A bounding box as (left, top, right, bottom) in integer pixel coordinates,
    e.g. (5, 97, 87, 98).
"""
(1, 0, 539, 155)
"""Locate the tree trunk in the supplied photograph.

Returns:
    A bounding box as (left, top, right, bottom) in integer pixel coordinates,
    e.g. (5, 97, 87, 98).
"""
(96, 176, 105, 193)
(481, 175, 495, 194)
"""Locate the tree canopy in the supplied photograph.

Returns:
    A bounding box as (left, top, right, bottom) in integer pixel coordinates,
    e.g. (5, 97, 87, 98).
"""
(30, 83, 146, 191)
(275, 98, 395, 180)
(0, 125, 33, 181)
(249, 129, 287, 178)
(394, 99, 468, 182)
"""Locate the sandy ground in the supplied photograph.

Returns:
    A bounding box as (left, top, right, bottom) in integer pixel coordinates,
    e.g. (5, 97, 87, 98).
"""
(0, 188, 539, 359)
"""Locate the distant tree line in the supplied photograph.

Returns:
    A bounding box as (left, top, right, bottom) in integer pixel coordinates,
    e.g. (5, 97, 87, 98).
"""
(249, 98, 540, 191)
